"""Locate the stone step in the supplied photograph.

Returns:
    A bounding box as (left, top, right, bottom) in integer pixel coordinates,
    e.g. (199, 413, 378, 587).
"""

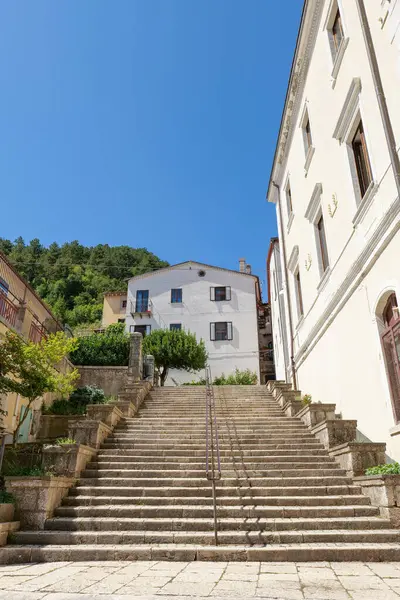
(69, 484, 364, 497)
(97, 448, 329, 457)
(81, 467, 346, 478)
(75, 475, 354, 488)
(62, 494, 371, 507)
(54, 504, 379, 519)
(5, 542, 400, 563)
(43, 515, 389, 532)
(12, 528, 400, 547)
(91, 456, 336, 465)
(84, 463, 341, 474)
(100, 442, 325, 451)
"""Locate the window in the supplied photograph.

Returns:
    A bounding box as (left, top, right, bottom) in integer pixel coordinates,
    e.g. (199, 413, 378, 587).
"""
(316, 215, 329, 273)
(131, 324, 151, 336)
(210, 321, 233, 341)
(352, 121, 372, 199)
(121, 299, 127, 309)
(210, 286, 231, 301)
(304, 116, 313, 154)
(0, 276, 9, 296)
(286, 181, 293, 216)
(170, 323, 182, 331)
(294, 270, 304, 319)
(118, 318, 125, 324)
(171, 289, 182, 304)
(332, 9, 344, 56)
(136, 290, 149, 312)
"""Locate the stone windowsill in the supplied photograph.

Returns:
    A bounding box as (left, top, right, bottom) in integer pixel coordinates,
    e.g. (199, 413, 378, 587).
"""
(352, 181, 379, 228)
(331, 37, 349, 87)
(304, 145, 315, 175)
(390, 423, 400, 437)
(317, 266, 331, 294)
(287, 212, 295, 234)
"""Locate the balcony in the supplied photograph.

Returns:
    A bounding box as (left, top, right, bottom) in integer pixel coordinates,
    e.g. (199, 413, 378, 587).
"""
(130, 299, 153, 317)
(0, 292, 18, 328)
(29, 321, 47, 344)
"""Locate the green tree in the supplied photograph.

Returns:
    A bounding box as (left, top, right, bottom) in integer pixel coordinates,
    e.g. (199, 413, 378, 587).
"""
(143, 329, 208, 386)
(69, 323, 129, 366)
(0, 332, 79, 443)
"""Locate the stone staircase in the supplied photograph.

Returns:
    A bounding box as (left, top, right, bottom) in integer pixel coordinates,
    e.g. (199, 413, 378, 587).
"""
(4, 385, 400, 562)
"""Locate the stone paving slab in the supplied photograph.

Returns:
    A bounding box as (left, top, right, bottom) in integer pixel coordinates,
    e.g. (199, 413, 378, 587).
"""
(1, 561, 400, 599)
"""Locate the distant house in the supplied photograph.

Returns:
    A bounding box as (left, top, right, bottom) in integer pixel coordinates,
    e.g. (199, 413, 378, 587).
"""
(102, 292, 128, 328)
(122, 260, 264, 385)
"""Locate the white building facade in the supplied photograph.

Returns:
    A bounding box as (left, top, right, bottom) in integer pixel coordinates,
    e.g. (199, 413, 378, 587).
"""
(267, 0, 400, 458)
(125, 261, 261, 384)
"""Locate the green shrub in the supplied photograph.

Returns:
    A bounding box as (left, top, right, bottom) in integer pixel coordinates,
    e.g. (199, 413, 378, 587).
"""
(302, 394, 312, 406)
(0, 489, 15, 504)
(56, 437, 77, 445)
(70, 323, 129, 366)
(365, 462, 400, 476)
(183, 379, 207, 386)
(4, 465, 51, 477)
(43, 385, 107, 415)
(213, 369, 258, 386)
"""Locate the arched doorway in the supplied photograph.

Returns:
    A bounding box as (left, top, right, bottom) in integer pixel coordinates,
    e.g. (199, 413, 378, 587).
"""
(381, 293, 400, 422)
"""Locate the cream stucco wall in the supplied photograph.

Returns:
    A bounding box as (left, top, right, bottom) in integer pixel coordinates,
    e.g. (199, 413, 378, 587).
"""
(268, 0, 400, 458)
(102, 294, 127, 327)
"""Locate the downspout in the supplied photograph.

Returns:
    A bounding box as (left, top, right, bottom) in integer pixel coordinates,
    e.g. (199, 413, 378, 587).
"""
(272, 181, 298, 391)
(355, 0, 400, 199)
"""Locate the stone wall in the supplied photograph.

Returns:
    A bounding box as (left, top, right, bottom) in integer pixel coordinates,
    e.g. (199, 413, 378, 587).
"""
(76, 366, 128, 395)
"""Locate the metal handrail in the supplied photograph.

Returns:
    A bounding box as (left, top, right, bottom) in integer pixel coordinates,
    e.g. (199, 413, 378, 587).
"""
(205, 365, 221, 545)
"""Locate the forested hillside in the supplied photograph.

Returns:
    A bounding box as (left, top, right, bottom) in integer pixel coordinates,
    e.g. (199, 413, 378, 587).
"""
(0, 238, 168, 329)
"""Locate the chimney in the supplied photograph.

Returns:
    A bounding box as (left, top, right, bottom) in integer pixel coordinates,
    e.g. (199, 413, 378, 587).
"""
(239, 258, 246, 273)
(245, 264, 252, 274)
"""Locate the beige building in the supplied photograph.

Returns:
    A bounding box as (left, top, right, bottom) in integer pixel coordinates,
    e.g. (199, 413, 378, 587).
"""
(101, 292, 128, 327)
(0, 251, 65, 442)
(267, 0, 400, 458)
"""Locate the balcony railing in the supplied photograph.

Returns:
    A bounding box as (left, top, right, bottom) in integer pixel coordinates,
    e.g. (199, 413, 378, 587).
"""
(29, 321, 47, 344)
(130, 299, 153, 316)
(0, 292, 18, 328)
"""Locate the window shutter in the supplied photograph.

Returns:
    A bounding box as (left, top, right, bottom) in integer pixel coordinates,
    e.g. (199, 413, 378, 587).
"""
(210, 287, 215, 301)
(210, 322, 216, 341)
(227, 322, 233, 340)
(146, 325, 151, 336)
(226, 286, 231, 301)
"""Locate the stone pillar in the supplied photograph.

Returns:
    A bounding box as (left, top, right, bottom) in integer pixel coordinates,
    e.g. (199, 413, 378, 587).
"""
(15, 302, 26, 334)
(128, 332, 143, 381)
(144, 355, 155, 385)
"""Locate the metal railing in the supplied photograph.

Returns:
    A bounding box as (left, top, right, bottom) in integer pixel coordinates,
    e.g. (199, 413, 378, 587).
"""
(0, 291, 18, 328)
(130, 299, 153, 315)
(205, 365, 221, 545)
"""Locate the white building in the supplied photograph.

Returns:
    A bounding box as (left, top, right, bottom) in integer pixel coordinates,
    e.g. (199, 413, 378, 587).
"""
(125, 260, 261, 384)
(267, 0, 400, 458)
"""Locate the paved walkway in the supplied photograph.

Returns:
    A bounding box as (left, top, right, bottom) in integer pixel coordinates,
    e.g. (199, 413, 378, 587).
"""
(1, 561, 400, 600)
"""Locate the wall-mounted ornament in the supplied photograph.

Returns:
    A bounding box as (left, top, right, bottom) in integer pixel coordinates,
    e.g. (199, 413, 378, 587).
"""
(328, 194, 338, 218)
(305, 254, 312, 271)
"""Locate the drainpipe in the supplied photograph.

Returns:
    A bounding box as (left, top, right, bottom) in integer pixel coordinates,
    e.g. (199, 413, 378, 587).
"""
(272, 181, 298, 391)
(355, 0, 400, 199)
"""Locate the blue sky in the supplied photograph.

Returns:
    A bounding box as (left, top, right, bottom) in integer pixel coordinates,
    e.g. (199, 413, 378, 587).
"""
(0, 0, 303, 294)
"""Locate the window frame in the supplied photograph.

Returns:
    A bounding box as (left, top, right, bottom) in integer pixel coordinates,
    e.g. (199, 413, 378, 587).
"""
(331, 9, 344, 55)
(210, 321, 233, 342)
(316, 214, 330, 275)
(351, 120, 373, 200)
(171, 288, 183, 304)
(210, 286, 231, 302)
(299, 105, 315, 173)
(121, 299, 127, 310)
(131, 324, 151, 336)
(294, 269, 304, 321)
(170, 323, 182, 331)
(135, 290, 149, 312)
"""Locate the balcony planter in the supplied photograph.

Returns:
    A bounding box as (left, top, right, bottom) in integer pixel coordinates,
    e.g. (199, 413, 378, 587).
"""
(354, 474, 400, 527)
(42, 443, 97, 477)
(5, 476, 75, 530)
(311, 419, 357, 450)
(86, 404, 123, 429)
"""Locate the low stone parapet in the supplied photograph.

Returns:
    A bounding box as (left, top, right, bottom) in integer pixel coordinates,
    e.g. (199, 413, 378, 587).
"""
(37, 415, 83, 440)
(86, 404, 123, 429)
(5, 476, 75, 530)
(354, 474, 400, 527)
(329, 442, 386, 476)
(67, 420, 112, 449)
(42, 443, 97, 477)
(311, 419, 357, 450)
(296, 404, 336, 428)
